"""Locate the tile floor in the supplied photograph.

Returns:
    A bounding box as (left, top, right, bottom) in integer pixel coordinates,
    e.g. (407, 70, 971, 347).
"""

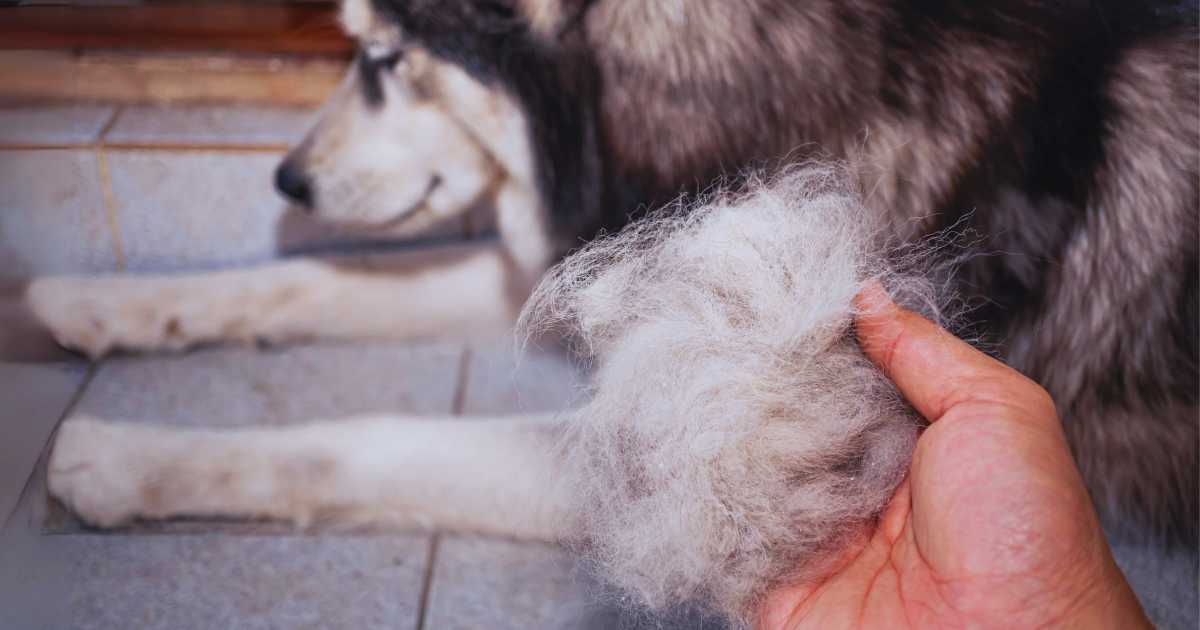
(0, 338, 659, 630)
(0, 103, 614, 629)
(1, 103, 1195, 629)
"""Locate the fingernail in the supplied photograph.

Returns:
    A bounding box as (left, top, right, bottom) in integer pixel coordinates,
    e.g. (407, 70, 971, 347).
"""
(854, 278, 895, 315)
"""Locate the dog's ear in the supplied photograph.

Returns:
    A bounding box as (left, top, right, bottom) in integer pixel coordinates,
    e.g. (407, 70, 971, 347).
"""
(340, 0, 404, 46)
(519, 0, 594, 39)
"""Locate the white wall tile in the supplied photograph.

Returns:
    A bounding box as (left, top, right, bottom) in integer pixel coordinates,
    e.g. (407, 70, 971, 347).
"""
(106, 150, 288, 272)
(0, 150, 117, 277)
(105, 105, 314, 146)
(0, 106, 115, 146)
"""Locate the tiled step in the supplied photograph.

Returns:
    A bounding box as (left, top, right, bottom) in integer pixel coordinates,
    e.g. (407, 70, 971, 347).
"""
(3, 337, 638, 629)
(0, 148, 117, 277)
(4, 329, 1193, 629)
(54, 535, 429, 630)
(0, 361, 88, 523)
(424, 535, 598, 630)
(43, 340, 468, 534)
(0, 104, 478, 279)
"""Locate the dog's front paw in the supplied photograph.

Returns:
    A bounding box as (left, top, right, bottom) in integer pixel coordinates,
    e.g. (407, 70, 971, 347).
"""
(25, 277, 126, 359)
(48, 418, 150, 527)
(25, 276, 207, 358)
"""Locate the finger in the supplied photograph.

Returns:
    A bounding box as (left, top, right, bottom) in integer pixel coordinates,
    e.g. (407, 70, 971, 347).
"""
(853, 281, 1050, 422)
(877, 477, 911, 544)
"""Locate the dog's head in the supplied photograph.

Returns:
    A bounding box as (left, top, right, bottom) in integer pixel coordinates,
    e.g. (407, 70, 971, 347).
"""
(277, 1, 811, 244)
(275, 0, 600, 235)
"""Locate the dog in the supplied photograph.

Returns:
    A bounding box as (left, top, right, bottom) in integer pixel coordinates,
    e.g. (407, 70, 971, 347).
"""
(36, 0, 1199, 598)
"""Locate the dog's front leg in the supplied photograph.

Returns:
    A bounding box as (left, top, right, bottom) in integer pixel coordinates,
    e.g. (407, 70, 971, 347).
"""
(48, 413, 578, 542)
(23, 242, 526, 358)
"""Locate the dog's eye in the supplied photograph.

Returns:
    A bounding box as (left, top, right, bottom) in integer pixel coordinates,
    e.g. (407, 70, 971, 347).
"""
(364, 43, 404, 70)
(357, 45, 405, 106)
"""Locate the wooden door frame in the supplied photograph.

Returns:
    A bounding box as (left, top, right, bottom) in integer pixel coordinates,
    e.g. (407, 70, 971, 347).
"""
(0, 3, 352, 56)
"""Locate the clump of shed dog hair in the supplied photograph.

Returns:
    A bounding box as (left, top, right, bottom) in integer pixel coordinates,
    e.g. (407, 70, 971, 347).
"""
(521, 166, 945, 626)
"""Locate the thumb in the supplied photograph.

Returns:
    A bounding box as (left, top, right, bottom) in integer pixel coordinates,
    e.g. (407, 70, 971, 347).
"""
(852, 281, 1056, 423)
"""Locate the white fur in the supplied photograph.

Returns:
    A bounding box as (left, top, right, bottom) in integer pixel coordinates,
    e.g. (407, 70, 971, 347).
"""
(27, 243, 519, 357)
(296, 54, 501, 227)
(523, 168, 933, 623)
(50, 412, 576, 540)
(295, 36, 541, 236)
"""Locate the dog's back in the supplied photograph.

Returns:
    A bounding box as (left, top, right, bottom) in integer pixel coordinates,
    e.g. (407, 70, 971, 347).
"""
(572, 0, 1200, 540)
(980, 8, 1198, 542)
(928, 4, 1198, 542)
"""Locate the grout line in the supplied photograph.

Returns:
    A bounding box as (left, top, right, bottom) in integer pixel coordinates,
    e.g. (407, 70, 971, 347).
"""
(95, 106, 124, 146)
(93, 105, 127, 272)
(2, 363, 98, 532)
(100, 142, 292, 153)
(0, 144, 98, 151)
(413, 345, 471, 628)
(93, 147, 126, 272)
(414, 532, 441, 630)
(450, 348, 473, 416)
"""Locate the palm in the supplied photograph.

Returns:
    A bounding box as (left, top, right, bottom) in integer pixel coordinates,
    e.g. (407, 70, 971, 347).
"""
(761, 398, 1116, 629)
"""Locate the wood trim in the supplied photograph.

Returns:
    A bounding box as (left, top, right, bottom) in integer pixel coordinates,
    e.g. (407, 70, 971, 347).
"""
(0, 50, 347, 106)
(0, 4, 353, 56)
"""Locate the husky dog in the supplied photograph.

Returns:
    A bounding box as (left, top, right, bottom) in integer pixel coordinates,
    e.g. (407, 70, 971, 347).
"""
(36, 0, 1199, 571)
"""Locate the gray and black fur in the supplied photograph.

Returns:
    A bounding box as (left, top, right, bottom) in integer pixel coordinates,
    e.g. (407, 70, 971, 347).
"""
(369, 0, 1199, 543)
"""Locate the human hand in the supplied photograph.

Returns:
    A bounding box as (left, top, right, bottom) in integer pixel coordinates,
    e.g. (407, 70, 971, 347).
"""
(757, 284, 1150, 629)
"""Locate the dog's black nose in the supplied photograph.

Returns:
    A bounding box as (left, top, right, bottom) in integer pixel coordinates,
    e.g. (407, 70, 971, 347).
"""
(274, 159, 313, 208)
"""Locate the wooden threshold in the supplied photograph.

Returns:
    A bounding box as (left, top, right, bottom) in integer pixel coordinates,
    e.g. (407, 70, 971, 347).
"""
(0, 50, 348, 106)
(0, 4, 353, 56)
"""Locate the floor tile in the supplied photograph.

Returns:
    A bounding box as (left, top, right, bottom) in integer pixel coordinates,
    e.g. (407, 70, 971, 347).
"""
(0, 150, 117, 277)
(0, 279, 77, 362)
(427, 535, 732, 630)
(74, 341, 464, 428)
(54, 534, 428, 630)
(0, 105, 115, 146)
(461, 339, 585, 415)
(105, 149, 289, 272)
(105, 105, 314, 147)
(423, 536, 599, 630)
(423, 536, 716, 630)
(0, 362, 87, 522)
(0, 515, 74, 630)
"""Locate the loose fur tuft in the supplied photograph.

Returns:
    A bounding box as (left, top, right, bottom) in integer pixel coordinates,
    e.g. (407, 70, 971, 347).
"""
(521, 167, 944, 625)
